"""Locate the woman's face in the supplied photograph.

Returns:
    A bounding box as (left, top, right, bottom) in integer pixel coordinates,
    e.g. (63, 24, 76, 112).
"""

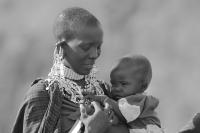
(62, 26, 103, 75)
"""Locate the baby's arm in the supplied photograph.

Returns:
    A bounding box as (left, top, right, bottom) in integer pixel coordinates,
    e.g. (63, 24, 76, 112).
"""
(128, 119, 164, 133)
(104, 96, 127, 123)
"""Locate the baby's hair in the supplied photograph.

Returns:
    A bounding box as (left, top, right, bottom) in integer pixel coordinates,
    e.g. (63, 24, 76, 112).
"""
(53, 7, 101, 42)
(120, 54, 152, 91)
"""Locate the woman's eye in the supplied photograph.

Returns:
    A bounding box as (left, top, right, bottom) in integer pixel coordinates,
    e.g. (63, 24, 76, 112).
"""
(80, 44, 91, 51)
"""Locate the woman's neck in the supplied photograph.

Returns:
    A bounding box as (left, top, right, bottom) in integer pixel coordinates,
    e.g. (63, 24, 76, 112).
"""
(59, 60, 96, 89)
(59, 63, 84, 81)
(62, 61, 87, 88)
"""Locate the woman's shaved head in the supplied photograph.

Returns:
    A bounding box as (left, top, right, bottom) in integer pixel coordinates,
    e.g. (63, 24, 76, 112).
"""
(53, 7, 102, 42)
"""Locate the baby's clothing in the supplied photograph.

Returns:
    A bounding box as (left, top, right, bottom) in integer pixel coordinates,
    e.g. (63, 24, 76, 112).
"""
(117, 93, 163, 133)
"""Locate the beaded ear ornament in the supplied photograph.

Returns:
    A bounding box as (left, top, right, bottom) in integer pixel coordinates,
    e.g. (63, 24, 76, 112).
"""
(46, 42, 104, 103)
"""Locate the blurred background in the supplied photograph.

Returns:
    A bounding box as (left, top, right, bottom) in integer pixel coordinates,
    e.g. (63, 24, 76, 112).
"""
(0, 0, 200, 132)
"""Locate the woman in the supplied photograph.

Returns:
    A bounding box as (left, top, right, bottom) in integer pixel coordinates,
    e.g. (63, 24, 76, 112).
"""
(12, 7, 129, 133)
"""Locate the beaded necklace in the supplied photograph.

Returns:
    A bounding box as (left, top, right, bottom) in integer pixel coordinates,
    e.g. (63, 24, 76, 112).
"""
(46, 61, 104, 103)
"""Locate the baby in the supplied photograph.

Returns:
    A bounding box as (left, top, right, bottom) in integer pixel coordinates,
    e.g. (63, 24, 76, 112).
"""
(88, 54, 163, 133)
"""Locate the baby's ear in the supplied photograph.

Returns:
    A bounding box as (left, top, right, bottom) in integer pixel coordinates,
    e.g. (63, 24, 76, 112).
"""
(140, 82, 148, 92)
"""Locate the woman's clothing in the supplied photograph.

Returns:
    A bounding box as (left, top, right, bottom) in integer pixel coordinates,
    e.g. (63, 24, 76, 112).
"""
(12, 55, 110, 133)
(12, 79, 62, 133)
(12, 78, 109, 133)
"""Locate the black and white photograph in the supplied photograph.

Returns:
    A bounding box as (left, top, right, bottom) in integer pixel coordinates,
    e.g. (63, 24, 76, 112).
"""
(0, 0, 200, 133)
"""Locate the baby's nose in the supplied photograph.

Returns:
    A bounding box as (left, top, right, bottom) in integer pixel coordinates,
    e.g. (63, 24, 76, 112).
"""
(111, 87, 121, 93)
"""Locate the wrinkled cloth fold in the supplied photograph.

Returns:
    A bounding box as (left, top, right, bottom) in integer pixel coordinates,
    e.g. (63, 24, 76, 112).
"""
(118, 94, 161, 130)
(12, 79, 108, 133)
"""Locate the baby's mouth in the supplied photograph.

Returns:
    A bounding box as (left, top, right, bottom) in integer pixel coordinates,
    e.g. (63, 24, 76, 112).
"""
(111, 93, 122, 100)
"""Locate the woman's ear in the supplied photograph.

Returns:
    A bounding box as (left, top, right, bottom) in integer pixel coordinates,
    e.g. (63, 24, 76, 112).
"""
(56, 39, 68, 59)
(56, 39, 67, 48)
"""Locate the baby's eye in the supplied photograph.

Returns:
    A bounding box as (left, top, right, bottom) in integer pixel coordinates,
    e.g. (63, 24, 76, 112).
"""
(120, 81, 128, 86)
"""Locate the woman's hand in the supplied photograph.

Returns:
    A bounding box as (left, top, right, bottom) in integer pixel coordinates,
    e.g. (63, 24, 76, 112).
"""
(80, 101, 113, 133)
(86, 95, 126, 123)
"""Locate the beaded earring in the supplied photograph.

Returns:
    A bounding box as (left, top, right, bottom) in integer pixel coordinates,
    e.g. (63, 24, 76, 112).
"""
(55, 42, 63, 62)
(49, 41, 64, 78)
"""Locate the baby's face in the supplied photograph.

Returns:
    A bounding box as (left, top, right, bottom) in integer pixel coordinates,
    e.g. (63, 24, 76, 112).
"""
(110, 66, 143, 100)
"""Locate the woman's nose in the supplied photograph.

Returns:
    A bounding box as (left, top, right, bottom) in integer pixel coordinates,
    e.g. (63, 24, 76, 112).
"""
(89, 47, 99, 59)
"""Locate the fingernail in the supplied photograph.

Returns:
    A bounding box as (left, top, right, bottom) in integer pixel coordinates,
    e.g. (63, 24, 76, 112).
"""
(80, 104, 85, 111)
(80, 104, 84, 108)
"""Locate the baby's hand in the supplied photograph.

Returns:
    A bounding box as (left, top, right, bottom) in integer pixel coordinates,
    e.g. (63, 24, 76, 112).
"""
(85, 95, 121, 126)
(84, 103, 95, 115)
(109, 111, 119, 125)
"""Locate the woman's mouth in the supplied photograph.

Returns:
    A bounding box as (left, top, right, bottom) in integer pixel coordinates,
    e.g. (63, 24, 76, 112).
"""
(84, 64, 94, 69)
(82, 63, 95, 71)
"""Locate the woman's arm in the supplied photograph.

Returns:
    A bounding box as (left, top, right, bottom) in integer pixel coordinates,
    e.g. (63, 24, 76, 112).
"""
(108, 124, 129, 133)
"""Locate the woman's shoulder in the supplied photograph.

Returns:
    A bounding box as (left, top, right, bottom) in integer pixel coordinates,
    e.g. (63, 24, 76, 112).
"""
(24, 78, 49, 102)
